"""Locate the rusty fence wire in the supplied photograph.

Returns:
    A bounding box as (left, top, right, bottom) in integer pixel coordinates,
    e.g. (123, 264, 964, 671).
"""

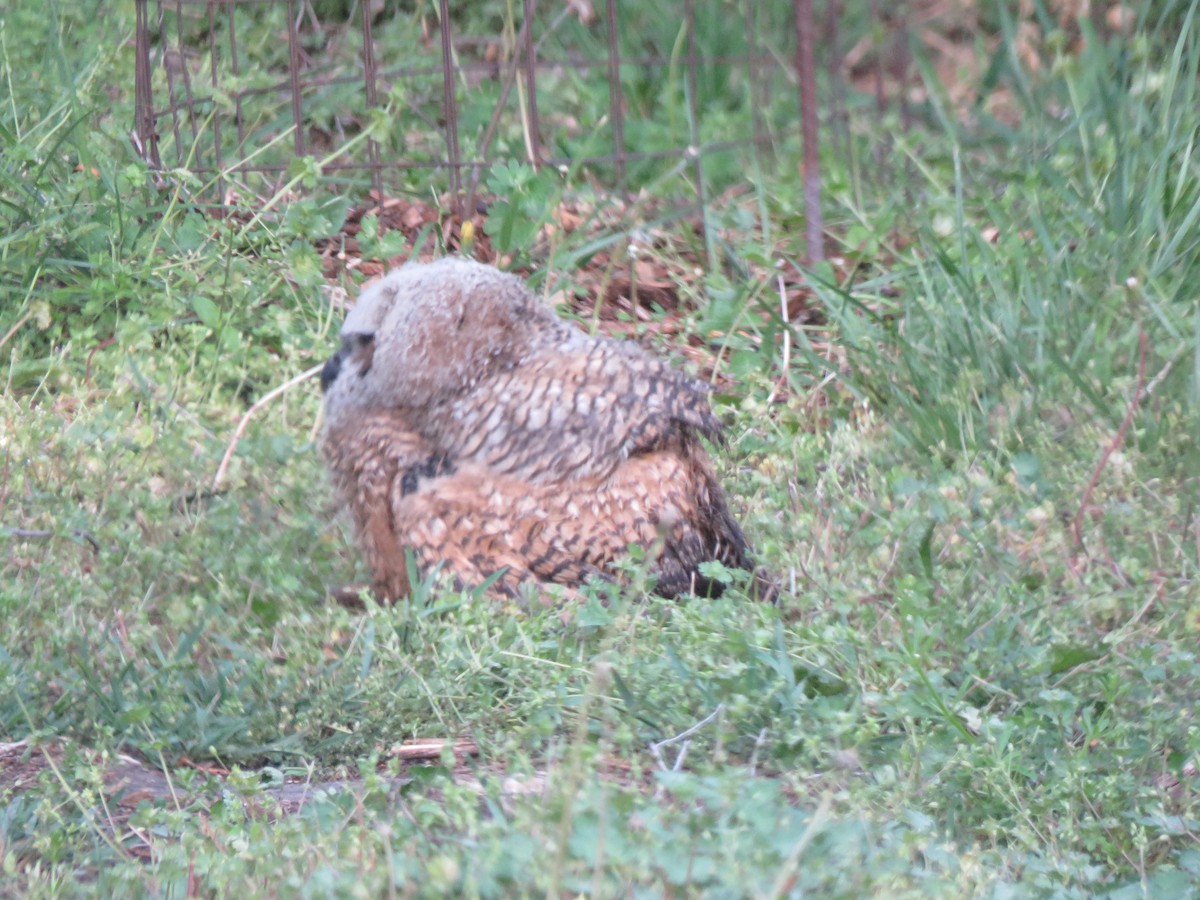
(133, 1, 824, 219)
(131, 2, 1119, 260)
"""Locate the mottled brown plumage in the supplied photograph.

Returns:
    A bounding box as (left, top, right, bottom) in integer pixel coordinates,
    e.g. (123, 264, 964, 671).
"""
(320, 258, 768, 601)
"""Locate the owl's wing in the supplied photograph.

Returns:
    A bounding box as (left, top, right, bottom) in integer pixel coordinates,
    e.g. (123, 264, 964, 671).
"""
(440, 336, 723, 482)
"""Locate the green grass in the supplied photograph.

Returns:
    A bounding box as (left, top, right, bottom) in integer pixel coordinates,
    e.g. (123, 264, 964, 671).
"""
(3, 1, 1200, 896)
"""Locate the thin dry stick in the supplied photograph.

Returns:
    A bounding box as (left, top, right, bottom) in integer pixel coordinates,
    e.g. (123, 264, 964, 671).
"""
(212, 363, 324, 492)
(0, 310, 34, 354)
(1122, 576, 1166, 632)
(747, 727, 769, 776)
(766, 791, 833, 898)
(6, 528, 101, 553)
(650, 703, 724, 751)
(1138, 341, 1187, 402)
(766, 272, 792, 404)
(1073, 327, 1148, 550)
(387, 738, 480, 760)
(649, 703, 724, 772)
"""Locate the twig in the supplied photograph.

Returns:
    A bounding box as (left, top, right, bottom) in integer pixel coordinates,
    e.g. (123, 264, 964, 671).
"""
(766, 792, 833, 898)
(1121, 574, 1166, 632)
(0, 310, 34, 354)
(6, 527, 101, 552)
(212, 363, 324, 492)
(1073, 327, 1148, 550)
(1138, 341, 1187, 403)
(7, 528, 53, 539)
(74, 529, 101, 553)
(308, 398, 325, 444)
(670, 740, 691, 772)
(387, 738, 479, 760)
(85, 337, 118, 383)
(649, 704, 724, 772)
(650, 704, 725, 751)
(766, 272, 792, 405)
(748, 727, 769, 777)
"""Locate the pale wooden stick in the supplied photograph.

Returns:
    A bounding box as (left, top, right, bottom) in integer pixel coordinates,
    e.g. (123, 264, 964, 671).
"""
(0, 310, 33, 354)
(387, 739, 480, 760)
(212, 363, 324, 492)
(766, 272, 792, 405)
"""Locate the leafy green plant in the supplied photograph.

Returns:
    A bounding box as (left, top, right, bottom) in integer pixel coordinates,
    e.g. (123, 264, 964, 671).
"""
(482, 160, 564, 258)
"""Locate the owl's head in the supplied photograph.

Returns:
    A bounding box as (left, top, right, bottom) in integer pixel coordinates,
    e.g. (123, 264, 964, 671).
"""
(321, 258, 561, 423)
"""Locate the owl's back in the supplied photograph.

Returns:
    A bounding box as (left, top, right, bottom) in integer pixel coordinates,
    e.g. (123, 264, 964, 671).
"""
(430, 330, 723, 482)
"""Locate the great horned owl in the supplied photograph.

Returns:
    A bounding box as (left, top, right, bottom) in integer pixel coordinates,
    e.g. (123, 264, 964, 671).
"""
(320, 258, 769, 601)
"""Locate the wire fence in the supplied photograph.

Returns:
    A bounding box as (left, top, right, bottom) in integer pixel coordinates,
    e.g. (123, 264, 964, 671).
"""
(133, 0, 835, 249)
(131, 2, 1105, 262)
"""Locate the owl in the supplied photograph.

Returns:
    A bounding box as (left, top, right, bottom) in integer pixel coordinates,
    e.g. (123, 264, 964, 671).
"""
(320, 258, 771, 602)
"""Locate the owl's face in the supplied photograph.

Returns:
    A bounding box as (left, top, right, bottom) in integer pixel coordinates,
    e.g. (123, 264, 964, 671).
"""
(319, 331, 380, 439)
(320, 333, 372, 393)
(320, 258, 559, 422)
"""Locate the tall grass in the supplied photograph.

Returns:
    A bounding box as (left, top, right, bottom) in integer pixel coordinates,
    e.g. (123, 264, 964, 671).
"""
(0, 8, 133, 341)
(808, 1, 1200, 475)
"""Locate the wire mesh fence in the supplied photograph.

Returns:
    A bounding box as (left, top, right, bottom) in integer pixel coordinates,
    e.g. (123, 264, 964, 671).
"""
(133, 0, 811, 218)
(131, 2, 1106, 266)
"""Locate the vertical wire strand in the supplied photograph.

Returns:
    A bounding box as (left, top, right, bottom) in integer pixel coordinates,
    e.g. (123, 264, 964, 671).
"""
(438, 0, 462, 205)
(522, 0, 542, 167)
(133, 0, 162, 168)
(604, 0, 625, 187)
(361, 1, 383, 202)
(174, 0, 202, 156)
(207, 1, 225, 203)
(793, 0, 824, 262)
(227, 0, 246, 156)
